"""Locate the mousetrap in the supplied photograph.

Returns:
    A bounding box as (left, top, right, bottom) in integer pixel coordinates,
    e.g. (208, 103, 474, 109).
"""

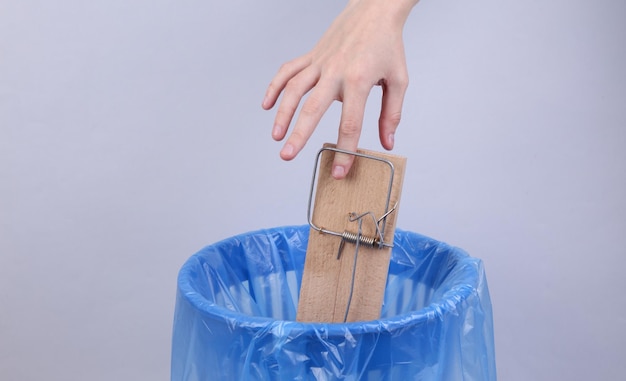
(297, 143, 406, 323)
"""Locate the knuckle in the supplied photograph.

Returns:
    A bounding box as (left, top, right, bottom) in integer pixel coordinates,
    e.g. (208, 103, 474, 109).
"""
(300, 97, 322, 117)
(340, 119, 361, 137)
(396, 72, 409, 89)
(344, 71, 368, 88)
(266, 80, 279, 94)
(400, 77, 409, 91)
(279, 60, 296, 74)
(384, 111, 402, 126)
(283, 78, 300, 92)
(275, 108, 294, 123)
(284, 76, 307, 94)
(288, 129, 308, 146)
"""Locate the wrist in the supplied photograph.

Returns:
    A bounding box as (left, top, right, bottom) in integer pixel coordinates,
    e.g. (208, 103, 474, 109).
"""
(347, 0, 419, 26)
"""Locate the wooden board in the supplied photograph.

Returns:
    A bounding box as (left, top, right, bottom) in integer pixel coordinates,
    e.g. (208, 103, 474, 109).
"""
(296, 144, 406, 323)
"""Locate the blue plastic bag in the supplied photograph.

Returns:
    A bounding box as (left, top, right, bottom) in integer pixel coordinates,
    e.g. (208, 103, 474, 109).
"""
(171, 226, 496, 380)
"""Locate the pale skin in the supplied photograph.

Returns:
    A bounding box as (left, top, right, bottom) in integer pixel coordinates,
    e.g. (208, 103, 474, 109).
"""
(262, 0, 419, 179)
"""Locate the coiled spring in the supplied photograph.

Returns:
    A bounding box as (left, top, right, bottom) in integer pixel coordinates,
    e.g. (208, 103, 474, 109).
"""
(341, 230, 379, 247)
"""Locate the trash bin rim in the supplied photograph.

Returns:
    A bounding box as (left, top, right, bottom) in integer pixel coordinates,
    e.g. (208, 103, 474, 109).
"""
(176, 225, 480, 336)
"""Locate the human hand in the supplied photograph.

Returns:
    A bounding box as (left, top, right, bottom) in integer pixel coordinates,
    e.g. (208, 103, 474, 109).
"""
(262, 0, 418, 179)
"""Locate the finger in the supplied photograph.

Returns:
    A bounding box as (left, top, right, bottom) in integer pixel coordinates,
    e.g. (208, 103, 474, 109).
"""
(280, 80, 337, 160)
(378, 77, 408, 150)
(262, 55, 311, 110)
(272, 67, 320, 142)
(332, 86, 370, 179)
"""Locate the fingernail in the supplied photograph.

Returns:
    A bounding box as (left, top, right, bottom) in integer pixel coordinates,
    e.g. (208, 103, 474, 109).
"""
(388, 133, 395, 148)
(332, 165, 345, 179)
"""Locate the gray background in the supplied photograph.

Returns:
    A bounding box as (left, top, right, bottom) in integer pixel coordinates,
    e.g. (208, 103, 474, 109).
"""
(1, 0, 624, 380)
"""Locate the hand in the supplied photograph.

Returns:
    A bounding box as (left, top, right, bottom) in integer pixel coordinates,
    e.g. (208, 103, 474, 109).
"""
(262, 0, 418, 179)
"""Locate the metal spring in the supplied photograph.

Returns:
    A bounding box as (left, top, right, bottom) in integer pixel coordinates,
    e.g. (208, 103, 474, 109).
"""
(336, 231, 381, 261)
(340, 231, 379, 248)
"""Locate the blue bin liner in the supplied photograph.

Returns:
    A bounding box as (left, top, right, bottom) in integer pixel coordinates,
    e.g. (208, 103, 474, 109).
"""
(171, 225, 496, 380)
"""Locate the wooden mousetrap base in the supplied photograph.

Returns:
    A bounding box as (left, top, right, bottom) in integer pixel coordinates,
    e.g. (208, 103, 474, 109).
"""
(296, 144, 406, 323)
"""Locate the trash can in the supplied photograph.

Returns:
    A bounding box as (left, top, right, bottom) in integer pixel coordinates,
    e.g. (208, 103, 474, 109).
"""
(171, 225, 496, 380)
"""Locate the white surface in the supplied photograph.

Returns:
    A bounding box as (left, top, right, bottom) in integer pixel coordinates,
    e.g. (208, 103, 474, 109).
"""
(1, 0, 625, 380)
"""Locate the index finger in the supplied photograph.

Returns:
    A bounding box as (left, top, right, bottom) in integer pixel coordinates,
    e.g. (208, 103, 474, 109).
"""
(280, 79, 338, 160)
